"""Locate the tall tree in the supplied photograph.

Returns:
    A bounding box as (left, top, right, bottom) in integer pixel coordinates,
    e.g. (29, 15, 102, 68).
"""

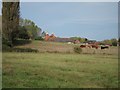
(2, 1, 20, 46)
(19, 18, 41, 39)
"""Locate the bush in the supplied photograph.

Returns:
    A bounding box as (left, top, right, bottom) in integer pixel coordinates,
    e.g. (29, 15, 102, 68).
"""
(2, 46, 39, 53)
(2, 44, 12, 52)
(2, 38, 13, 47)
(112, 42, 117, 46)
(13, 48, 39, 52)
(74, 46, 82, 54)
(13, 39, 32, 46)
(35, 36, 44, 41)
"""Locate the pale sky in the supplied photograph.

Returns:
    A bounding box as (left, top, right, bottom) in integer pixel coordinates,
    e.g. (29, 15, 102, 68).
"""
(20, 2, 118, 41)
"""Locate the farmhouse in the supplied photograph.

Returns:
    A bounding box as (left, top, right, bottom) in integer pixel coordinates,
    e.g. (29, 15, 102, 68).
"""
(44, 33, 74, 43)
(45, 33, 56, 41)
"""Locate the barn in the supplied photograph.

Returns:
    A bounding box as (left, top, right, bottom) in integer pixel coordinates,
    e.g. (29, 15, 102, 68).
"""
(54, 38, 74, 43)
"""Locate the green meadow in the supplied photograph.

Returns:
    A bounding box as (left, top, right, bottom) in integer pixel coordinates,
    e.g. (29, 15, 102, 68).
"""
(3, 50, 118, 88)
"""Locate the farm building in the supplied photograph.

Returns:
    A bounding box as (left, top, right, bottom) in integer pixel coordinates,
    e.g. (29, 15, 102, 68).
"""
(44, 33, 74, 43)
(54, 38, 74, 43)
(44, 33, 56, 41)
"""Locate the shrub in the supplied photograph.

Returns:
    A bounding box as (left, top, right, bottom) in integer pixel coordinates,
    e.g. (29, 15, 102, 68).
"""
(112, 42, 117, 46)
(2, 37, 13, 47)
(35, 36, 44, 41)
(13, 39, 32, 46)
(46, 50, 59, 53)
(2, 44, 12, 52)
(13, 48, 39, 52)
(74, 46, 82, 54)
(2, 47, 39, 53)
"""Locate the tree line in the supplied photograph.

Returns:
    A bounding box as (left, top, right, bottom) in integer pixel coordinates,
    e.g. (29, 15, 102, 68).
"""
(99, 38, 118, 46)
(70, 36, 119, 46)
(70, 37, 88, 43)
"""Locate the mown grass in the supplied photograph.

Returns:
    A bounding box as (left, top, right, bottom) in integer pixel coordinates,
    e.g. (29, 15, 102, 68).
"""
(2, 52, 118, 88)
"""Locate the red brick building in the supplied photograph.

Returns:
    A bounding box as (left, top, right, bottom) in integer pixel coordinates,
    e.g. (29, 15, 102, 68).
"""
(45, 33, 56, 41)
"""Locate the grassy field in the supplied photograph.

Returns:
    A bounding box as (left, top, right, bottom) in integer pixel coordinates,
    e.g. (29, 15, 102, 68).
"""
(15, 40, 118, 55)
(2, 41, 118, 88)
(3, 52, 118, 88)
